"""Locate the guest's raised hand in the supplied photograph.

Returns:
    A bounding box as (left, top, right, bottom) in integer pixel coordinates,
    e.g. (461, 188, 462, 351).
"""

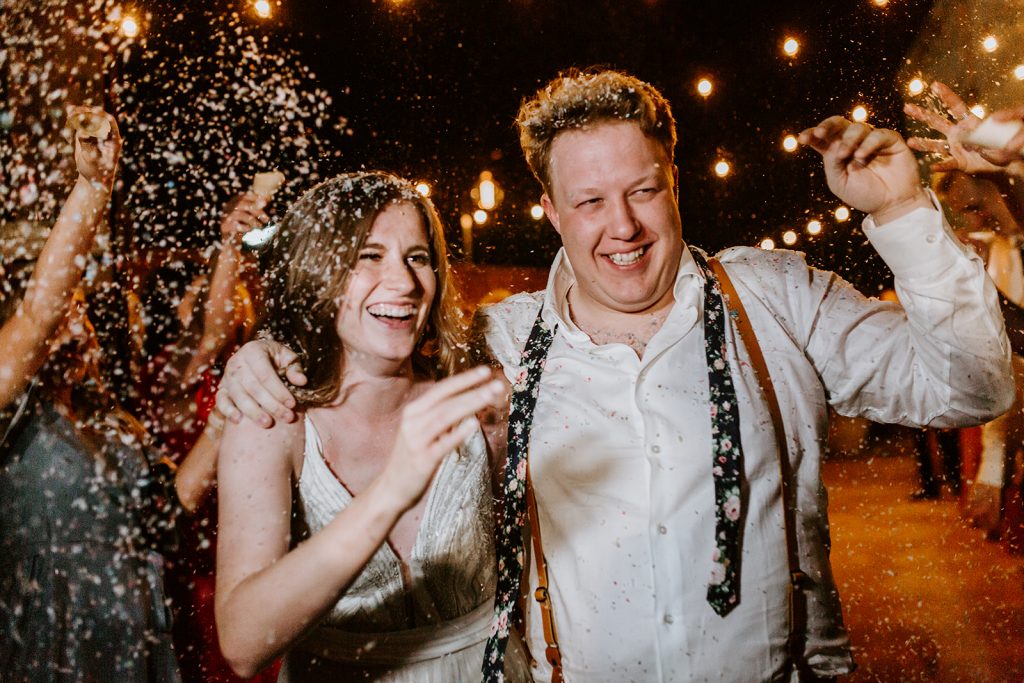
(799, 116, 929, 223)
(904, 81, 1004, 174)
(218, 338, 307, 426)
(220, 192, 270, 244)
(68, 105, 121, 188)
(376, 366, 505, 511)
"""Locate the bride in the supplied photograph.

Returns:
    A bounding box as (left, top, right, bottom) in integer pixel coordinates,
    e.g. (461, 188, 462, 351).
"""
(215, 171, 529, 681)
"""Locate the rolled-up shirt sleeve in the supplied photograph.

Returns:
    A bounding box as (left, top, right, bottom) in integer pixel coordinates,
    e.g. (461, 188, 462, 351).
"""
(811, 190, 1014, 427)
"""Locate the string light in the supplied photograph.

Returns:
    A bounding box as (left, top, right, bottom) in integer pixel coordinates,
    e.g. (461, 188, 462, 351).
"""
(982, 35, 999, 53)
(970, 104, 986, 118)
(851, 105, 869, 123)
(696, 78, 714, 98)
(714, 160, 731, 178)
(414, 182, 431, 197)
(835, 206, 850, 222)
(760, 238, 775, 250)
(782, 230, 798, 246)
(530, 204, 545, 220)
(908, 78, 925, 96)
(253, 0, 272, 18)
(120, 15, 140, 37)
(806, 219, 822, 236)
(782, 135, 798, 153)
(782, 37, 800, 57)
(473, 209, 488, 225)
(1015, 65, 1024, 81)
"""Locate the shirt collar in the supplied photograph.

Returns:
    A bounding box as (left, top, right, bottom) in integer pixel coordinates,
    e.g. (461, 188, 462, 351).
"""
(540, 243, 706, 338)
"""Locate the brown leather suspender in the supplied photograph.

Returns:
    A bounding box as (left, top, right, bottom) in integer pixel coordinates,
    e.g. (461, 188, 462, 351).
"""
(521, 257, 806, 683)
(525, 460, 564, 682)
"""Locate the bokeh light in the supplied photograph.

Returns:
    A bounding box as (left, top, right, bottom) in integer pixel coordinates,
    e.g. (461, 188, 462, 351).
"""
(714, 160, 731, 177)
(782, 37, 800, 57)
(970, 104, 987, 118)
(120, 15, 140, 38)
(760, 238, 775, 250)
(782, 135, 798, 153)
(807, 219, 823, 235)
(908, 78, 925, 96)
(835, 206, 851, 222)
(530, 204, 545, 220)
(414, 182, 431, 197)
(254, 0, 272, 18)
(982, 35, 999, 53)
(1015, 65, 1024, 81)
(697, 78, 714, 97)
(851, 105, 869, 122)
(782, 229, 798, 245)
(473, 209, 488, 225)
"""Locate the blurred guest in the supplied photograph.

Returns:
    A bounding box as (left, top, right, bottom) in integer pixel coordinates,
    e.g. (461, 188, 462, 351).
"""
(0, 110, 180, 681)
(935, 169, 1024, 534)
(135, 194, 269, 683)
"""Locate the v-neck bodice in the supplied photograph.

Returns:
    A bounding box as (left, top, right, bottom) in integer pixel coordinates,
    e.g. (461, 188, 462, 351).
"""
(296, 414, 497, 633)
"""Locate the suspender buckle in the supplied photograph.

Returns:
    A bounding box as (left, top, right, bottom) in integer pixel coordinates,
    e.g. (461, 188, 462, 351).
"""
(534, 586, 550, 604)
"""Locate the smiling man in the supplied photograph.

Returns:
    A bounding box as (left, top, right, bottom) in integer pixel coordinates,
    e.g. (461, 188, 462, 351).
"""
(474, 68, 1014, 682)
(214, 68, 1014, 682)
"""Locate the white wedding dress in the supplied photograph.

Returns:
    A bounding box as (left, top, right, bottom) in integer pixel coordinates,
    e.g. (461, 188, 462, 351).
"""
(278, 416, 530, 682)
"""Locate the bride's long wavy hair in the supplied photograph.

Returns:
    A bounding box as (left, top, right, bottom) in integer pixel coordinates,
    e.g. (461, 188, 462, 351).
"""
(260, 171, 468, 408)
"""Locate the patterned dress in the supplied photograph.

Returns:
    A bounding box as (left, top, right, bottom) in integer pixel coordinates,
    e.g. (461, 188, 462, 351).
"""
(0, 399, 180, 682)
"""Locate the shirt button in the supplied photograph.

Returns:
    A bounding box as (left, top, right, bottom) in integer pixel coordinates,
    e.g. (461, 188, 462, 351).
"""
(657, 524, 668, 535)
(651, 445, 661, 454)
(663, 614, 674, 625)
(925, 233, 938, 244)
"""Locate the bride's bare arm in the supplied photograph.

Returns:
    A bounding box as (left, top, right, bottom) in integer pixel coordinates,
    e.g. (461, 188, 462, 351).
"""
(215, 366, 505, 677)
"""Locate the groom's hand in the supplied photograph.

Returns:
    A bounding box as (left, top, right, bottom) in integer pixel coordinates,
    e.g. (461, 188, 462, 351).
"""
(217, 338, 307, 427)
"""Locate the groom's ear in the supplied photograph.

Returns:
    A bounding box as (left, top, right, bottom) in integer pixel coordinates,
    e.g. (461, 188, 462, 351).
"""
(541, 193, 561, 235)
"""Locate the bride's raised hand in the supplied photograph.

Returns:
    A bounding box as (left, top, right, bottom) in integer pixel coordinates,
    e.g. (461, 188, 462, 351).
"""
(376, 366, 505, 510)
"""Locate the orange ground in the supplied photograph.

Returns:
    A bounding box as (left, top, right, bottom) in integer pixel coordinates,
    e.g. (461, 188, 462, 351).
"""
(823, 451, 1024, 682)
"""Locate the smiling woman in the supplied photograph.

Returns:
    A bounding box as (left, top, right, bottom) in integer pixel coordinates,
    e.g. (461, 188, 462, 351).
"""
(213, 171, 530, 682)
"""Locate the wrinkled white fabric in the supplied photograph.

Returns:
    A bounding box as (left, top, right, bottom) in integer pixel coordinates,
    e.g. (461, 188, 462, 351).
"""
(479, 199, 1013, 682)
(280, 417, 529, 682)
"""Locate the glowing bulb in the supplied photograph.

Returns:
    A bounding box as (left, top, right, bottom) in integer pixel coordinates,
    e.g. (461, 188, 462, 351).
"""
(982, 35, 999, 53)
(970, 104, 987, 119)
(760, 238, 775, 250)
(783, 37, 800, 57)
(473, 209, 488, 225)
(1015, 65, 1024, 81)
(253, 0, 272, 18)
(120, 15, 139, 37)
(414, 182, 431, 197)
(908, 78, 925, 96)
(782, 135, 798, 153)
(806, 219, 823, 235)
(834, 206, 850, 222)
(851, 105, 869, 123)
(459, 213, 473, 230)
(530, 204, 545, 220)
(697, 78, 713, 98)
(714, 160, 731, 178)
(782, 230, 798, 246)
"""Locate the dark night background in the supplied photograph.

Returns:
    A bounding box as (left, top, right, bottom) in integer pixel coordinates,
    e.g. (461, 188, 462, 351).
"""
(124, 0, 937, 293)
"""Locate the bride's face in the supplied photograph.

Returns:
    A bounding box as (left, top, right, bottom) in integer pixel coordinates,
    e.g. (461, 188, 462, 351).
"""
(335, 202, 436, 372)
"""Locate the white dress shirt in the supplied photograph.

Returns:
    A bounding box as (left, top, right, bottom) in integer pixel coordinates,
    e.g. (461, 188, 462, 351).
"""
(480, 197, 1013, 683)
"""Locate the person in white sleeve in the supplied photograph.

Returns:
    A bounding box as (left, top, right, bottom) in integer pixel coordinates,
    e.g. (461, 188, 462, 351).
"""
(214, 69, 1015, 683)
